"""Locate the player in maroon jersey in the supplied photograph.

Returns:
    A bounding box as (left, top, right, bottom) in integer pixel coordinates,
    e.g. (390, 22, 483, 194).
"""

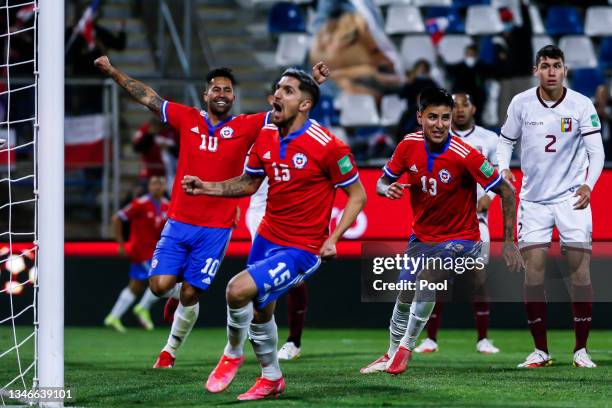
(104, 176, 169, 332)
(360, 87, 523, 375)
(182, 68, 367, 400)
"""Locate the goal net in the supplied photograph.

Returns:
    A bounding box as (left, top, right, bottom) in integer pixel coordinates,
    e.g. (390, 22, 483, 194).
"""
(1, 1, 64, 406)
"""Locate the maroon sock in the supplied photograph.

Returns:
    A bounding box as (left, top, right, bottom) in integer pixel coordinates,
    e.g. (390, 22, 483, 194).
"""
(473, 301, 490, 341)
(426, 302, 444, 342)
(524, 284, 548, 353)
(571, 283, 593, 352)
(287, 283, 308, 348)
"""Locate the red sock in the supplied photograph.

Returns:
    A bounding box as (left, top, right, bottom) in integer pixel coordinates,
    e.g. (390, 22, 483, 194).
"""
(473, 301, 490, 341)
(426, 302, 444, 342)
(524, 284, 548, 353)
(571, 283, 593, 352)
(287, 283, 308, 348)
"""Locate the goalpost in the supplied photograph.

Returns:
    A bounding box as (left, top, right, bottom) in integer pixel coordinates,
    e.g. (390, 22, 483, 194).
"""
(37, 1, 64, 408)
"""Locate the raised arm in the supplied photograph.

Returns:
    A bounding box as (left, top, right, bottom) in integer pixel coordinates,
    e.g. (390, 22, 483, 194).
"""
(94, 55, 163, 114)
(182, 173, 264, 198)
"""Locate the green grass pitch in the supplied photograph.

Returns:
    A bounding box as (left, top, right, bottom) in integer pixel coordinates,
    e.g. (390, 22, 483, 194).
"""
(1, 327, 611, 407)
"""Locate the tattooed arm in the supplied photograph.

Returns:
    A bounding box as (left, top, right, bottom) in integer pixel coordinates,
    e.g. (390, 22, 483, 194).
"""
(491, 179, 524, 273)
(94, 56, 163, 114)
(182, 174, 263, 197)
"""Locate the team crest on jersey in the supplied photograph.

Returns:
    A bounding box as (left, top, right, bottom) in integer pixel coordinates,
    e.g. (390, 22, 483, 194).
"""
(561, 118, 572, 133)
(292, 153, 308, 169)
(220, 126, 234, 139)
(151, 259, 158, 269)
(438, 169, 451, 184)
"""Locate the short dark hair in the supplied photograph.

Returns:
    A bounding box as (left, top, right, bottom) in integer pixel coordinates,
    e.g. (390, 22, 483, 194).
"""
(280, 68, 320, 107)
(418, 87, 454, 112)
(535, 45, 564, 66)
(206, 67, 237, 87)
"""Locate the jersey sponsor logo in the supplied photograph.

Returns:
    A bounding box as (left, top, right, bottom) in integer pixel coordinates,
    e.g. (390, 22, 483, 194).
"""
(337, 155, 353, 175)
(479, 160, 494, 177)
(263, 151, 271, 160)
(438, 169, 451, 184)
(561, 117, 572, 132)
(409, 164, 418, 173)
(190, 126, 199, 134)
(292, 153, 308, 169)
(220, 126, 234, 139)
(591, 114, 600, 127)
(524, 121, 544, 126)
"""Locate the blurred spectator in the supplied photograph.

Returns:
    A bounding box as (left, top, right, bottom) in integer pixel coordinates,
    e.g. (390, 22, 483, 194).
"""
(309, 0, 403, 100)
(442, 45, 491, 124)
(595, 84, 612, 159)
(133, 116, 179, 193)
(395, 60, 439, 140)
(493, 1, 533, 126)
(65, 7, 127, 115)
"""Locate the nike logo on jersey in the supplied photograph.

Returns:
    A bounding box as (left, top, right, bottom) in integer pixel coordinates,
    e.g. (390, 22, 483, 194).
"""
(190, 126, 199, 134)
(263, 151, 271, 159)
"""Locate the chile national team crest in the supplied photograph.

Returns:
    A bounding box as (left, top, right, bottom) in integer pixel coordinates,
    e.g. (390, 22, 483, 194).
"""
(438, 169, 451, 184)
(561, 118, 572, 133)
(292, 153, 308, 169)
(220, 126, 234, 138)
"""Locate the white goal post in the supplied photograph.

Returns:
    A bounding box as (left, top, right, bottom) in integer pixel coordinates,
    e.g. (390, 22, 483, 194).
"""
(37, 0, 64, 407)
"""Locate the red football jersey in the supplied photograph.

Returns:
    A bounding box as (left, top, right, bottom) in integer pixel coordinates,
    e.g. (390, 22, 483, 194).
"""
(117, 195, 170, 263)
(246, 120, 359, 254)
(383, 132, 502, 242)
(161, 101, 269, 227)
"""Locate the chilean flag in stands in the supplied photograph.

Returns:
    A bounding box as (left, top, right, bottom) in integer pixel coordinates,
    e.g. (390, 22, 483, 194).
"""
(75, 0, 100, 50)
(65, 114, 108, 168)
(425, 17, 449, 46)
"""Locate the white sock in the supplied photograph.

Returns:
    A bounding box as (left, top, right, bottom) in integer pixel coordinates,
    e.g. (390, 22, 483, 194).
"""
(387, 298, 410, 358)
(224, 304, 253, 358)
(162, 283, 182, 300)
(137, 287, 159, 310)
(109, 287, 136, 319)
(162, 302, 199, 357)
(399, 300, 435, 351)
(249, 317, 282, 381)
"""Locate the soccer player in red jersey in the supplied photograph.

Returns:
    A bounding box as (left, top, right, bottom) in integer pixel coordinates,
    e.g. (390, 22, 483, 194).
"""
(105, 176, 169, 332)
(182, 68, 367, 400)
(360, 88, 523, 375)
(94, 56, 330, 369)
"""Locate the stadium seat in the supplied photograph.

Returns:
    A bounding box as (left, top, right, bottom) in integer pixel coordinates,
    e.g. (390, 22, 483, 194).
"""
(310, 94, 338, 128)
(438, 35, 473, 64)
(424, 7, 465, 33)
(558, 35, 597, 69)
(545, 6, 583, 36)
(528, 5, 545, 35)
(400, 35, 436, 68)
(275, 33, 311, 66)
(532, 35, 555, 60)
(599, 37, 612, 70)
(571, 68, 605, 98)
(380, 94, 407, 126)
(478, 36, 496, 65)
(375, 0, 413, 5)
(453, 0, 490, 7)
(337, 94, 380, 127)
(385, 5, 425, 34)
(465, 5, 503, 35)
(268, 2, 306, 33)
(584, 6, 612, 36)
(414, 0, 452, 6)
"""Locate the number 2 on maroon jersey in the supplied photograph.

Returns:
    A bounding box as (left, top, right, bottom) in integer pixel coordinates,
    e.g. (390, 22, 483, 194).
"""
(544, 135, 556, 153)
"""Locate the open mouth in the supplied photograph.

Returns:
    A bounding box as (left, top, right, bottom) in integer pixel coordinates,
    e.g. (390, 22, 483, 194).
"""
(272, 102, 282, 112)
(214, 99, 229, 107)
